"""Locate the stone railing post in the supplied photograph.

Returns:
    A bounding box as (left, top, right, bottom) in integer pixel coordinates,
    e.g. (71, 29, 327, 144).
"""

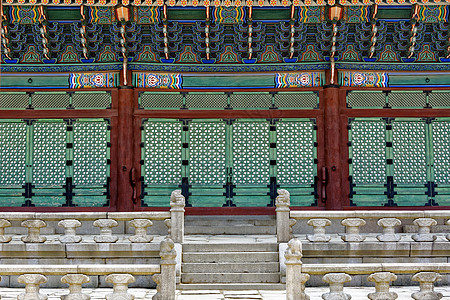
(367, 272, 398, 300)
(0, 219, 12, 243)
(128, 219, 153, 243)
(285, 238, 307, 300)
(341, 218, 366, 242)
(21, 220, 47, 243)
(17, 274, 48, 300)
(411, 272, 443, 300)
(276, 189, 291, 243)
(93, 219, 119, 243)
(153, 238, 176, 300)
(58, 219, 82, 243)
(307, 218, 331, 242)
(447, 219, 450, 241)
(412, 218, 437, 242)
(322, 273, 352, 300)
(377, 218, 401, 242)
(61, 274, 90, 300)
(169, 190, 185, 244)
(105, 274, 136, 300)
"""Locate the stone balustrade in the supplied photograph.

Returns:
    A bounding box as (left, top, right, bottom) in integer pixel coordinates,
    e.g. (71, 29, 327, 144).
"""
(284, 238, 450, 300)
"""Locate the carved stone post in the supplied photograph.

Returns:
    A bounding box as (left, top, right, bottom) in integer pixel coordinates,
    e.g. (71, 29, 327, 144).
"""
(93, 219, 119, 243)
(285, 239, 307, 300)
(447, 219, 450, 241)
(376, 218, 401, 242)
(341, 218, 366, 242)
(307, 218, 331, 242)
(128, 219, 153, 243)
(411, 272, 443, 300)
(0, 219, 12, 243)
(17, 274, 48, 300)
(21, 220, 47, 243)
(367, 272, 398, 300)
(275, 189, 291, 243)
(58, 219, 82, 243)
(412, 218, 437, 242)
(152, 238, 176, 300)
(61, 274, 90, 300)
(169, 190, 185, 243)
(105, 274, 136, 300)
(322, 273, 352, 300)
(299, 273, 310, 300)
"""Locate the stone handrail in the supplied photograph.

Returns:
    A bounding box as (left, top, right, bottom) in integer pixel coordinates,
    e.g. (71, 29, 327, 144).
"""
(284, 238, 449, 300)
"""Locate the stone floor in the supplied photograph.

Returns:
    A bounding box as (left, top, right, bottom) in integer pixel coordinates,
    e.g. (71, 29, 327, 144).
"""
(0, 287, 449, 299)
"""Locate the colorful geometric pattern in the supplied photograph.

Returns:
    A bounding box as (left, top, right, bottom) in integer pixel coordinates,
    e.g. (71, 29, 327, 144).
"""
(298, 6, 325, 23)
(69, 73, 118, 88)
(340, 71, 388, 87)
(133, 6, 160, 24)
(417, 5, 449, 23)
(343, 6, 370, 23)
(259, 45, 282, 63)
(135, 73, 182, 89)
(275, 72, 324, 88)
(8, 6, 39, 24)
(86, 7, 116, 24)
(217, 45, 240, 63)
(176, 45, 201, 63)
(212, 7, 246, 24)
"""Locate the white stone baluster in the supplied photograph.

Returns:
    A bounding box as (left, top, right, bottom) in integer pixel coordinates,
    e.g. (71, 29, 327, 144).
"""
(367, 272, 398, 300)
(289, 218, 296, 239)
(0, 219, 12, 243)
(17, 274, 48, 300)
(105, 274, 136, 300)
(169, 190, 185, 243)
(322, 273, 352, 300)
(58, 219, 82, 243)
(93, 219, 118, 243)
(341, 218, 366, 242)
(377, 218, 401, 242)
(275, 189, 291, 243)
(61, 274, 90, 300)
(447, 219, 450, 241)
(412, 218, 437, 242)
(285, 238, 307, 300)
(128, 219, 153, 243)
(21, 220, 47, 243)
(307, 218, 331, 242)
(152, 238, 176, 300)
(299, 273, 310, 300)
(411, 272, 443, 300)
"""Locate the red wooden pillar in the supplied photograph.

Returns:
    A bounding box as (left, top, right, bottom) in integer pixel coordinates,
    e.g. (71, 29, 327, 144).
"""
(117, 87, 135, 211)
(323, 84, 343, 210)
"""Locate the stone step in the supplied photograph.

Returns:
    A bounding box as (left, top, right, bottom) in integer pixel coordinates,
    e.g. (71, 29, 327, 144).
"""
(185, 225, 275, 235)
(181, 273, 280, 284)
(183, 243, 278, 252)
(183, 252, 279, 263)
(182, 262, 279, 273)
(177, 283, 286, 290)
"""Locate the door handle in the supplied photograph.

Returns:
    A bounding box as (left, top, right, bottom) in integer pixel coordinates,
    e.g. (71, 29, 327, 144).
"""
(130, 168, 137, 204)
(321, 166, 328, 203)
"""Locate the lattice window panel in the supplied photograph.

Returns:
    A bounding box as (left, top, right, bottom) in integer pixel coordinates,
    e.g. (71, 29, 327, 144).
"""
(351, 120, 386, 184)
(189, 122, 226, 184)
(0, 93, 29, 109)
(392, 121, 427, 184)
(0, 121, 26, 186)
(347, 92, 386, 108)
(72, 92, 111, 109)
(230, 93, 272, 108)
(73, 121, 108, 186)
(232, 121, 269, 184)
(274, 93, 318, 109)
(277, 121, 314, 185)
(140, 93, 183, 109)
(432, 121, 450, 184)
(428, 92, 450, 108)
(143, 121, 182, 184)
(32, 93, 70, 109)
(388, 92, 427, 108)
(185, 93, 228, 109)
(32, 121, 66, 186)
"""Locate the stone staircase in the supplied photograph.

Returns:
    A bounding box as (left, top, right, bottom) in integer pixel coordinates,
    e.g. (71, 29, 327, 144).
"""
(178, 216, 283, 290)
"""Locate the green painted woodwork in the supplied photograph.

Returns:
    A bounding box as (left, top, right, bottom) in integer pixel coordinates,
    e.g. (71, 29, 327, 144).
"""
(389, 74, 450, 87)
(182, 76, 275, 88)
(168, 9, 206, 21)
(0, 76, 69, 88)
(47, 8, 82, 21)
(252, 9, 291, 20)
(377, 8, 411, 20)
